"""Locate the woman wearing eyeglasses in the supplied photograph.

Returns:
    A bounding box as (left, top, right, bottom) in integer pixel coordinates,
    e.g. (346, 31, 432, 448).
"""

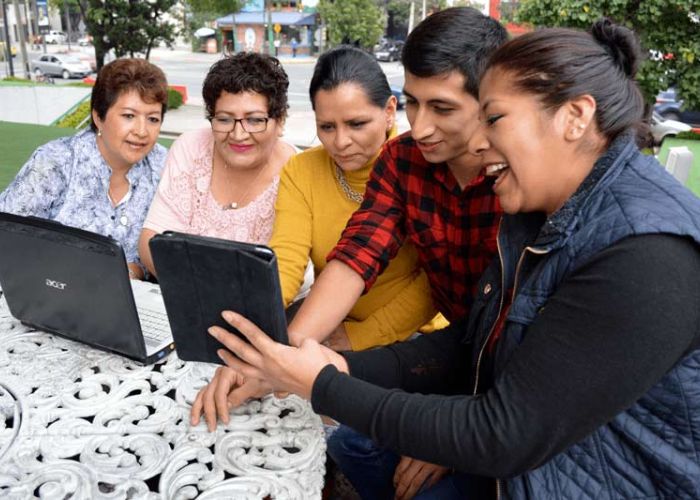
(138, 52, 296, 276)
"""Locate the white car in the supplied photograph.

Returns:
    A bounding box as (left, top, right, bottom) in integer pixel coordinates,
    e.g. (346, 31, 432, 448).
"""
(32, 54, 92, 80)
(43, 30, 67, 44)
(650, 111, 691, 145)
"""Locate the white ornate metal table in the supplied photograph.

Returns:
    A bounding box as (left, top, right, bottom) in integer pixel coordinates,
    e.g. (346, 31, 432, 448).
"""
(0, 297, 326, 499)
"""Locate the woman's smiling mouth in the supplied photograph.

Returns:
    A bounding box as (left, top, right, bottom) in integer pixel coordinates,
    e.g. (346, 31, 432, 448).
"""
(228, 143, 254, 153)
(484, 162, 510, 187)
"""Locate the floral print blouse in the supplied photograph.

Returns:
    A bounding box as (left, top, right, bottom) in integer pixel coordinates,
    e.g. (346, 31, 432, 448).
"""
(0, 129, 167, 267)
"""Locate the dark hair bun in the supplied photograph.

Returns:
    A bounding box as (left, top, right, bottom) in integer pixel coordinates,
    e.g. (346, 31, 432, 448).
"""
(590, 18, 640, 77)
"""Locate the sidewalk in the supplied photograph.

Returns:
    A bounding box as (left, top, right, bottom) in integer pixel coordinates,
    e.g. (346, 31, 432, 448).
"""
(0, 85, 90, 125)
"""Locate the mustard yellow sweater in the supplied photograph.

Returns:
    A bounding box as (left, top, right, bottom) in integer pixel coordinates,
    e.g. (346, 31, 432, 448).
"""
(270, 144, 447, 351)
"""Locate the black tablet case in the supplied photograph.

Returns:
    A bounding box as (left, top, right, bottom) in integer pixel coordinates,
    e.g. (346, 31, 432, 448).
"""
(149, 232, 288, 364)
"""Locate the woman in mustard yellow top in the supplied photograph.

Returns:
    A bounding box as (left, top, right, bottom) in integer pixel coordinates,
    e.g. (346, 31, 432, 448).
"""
(270, 46, 446, 351)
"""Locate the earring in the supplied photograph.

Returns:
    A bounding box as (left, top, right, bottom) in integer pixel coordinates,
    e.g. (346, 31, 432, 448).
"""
(577, 123, 585, 129)
(97, 129, 102, 137)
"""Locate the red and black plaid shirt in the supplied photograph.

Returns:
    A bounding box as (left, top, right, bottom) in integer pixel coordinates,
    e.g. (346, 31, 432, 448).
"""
(328, 132, 501, 322)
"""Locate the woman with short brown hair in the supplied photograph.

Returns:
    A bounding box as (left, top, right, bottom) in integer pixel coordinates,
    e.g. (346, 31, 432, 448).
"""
(0, 58, 169, 280)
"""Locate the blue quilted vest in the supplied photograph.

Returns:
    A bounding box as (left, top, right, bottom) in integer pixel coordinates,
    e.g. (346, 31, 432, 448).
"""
(466, 137, 700, 499)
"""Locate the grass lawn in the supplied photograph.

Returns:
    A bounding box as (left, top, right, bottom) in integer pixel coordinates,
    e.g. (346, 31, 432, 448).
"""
(0, 121, 173, 191)
(658, 137, 700, 197)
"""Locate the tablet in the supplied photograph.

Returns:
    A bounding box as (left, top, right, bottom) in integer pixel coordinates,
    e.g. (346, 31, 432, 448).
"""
(149, 231, 288, 365)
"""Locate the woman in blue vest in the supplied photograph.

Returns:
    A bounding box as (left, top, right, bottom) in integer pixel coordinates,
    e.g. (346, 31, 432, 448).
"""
(203, 19, 700, 499)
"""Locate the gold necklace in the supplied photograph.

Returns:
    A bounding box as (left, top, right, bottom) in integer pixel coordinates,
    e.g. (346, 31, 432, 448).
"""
(334, 165, 364, 204)
(222, 160, 270, 210)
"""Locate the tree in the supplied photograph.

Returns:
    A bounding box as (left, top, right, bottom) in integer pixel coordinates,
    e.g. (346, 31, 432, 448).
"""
(318, 0, 385, 49)
(75, 0, 178, 71)
(181, 0, 243, 48)
(184, 0, 243, 16)
(515, 0, 700, 109)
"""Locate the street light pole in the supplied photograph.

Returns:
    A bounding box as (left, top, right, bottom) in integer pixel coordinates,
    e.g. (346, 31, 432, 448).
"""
(63, 0, 71, 49)
(265, 0, 273, 56)
(11, 0, 29, 78)
(1, 0, 15, 76)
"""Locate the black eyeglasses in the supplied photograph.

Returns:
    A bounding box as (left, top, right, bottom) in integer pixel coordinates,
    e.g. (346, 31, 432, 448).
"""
(209, 115, 270, 134)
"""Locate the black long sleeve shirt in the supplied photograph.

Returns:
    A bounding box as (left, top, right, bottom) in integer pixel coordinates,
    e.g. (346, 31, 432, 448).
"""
(311, 235, 700, 477)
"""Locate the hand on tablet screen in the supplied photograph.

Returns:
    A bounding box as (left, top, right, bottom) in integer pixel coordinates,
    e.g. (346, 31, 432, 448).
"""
(210, 310, 349, 400)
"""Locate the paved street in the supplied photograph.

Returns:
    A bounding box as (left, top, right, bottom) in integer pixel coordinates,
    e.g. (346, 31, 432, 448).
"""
(1, 44, 410, 148)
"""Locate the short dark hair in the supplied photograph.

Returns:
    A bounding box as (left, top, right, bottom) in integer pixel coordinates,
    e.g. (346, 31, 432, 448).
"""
(90, 58, 168, 132)
(485, 19, 645, 144)
(202, 52, 289, 120)
(309, 45, 391, 110)
(401, 7, 508, 97)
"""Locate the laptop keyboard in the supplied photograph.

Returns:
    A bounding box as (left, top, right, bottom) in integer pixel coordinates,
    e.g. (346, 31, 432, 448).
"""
(130, 280, 172, 350)
(137, 306, 171, 344)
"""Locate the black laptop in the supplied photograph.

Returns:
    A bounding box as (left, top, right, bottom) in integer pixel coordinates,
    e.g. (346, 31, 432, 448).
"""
(0, 212, 174, 364)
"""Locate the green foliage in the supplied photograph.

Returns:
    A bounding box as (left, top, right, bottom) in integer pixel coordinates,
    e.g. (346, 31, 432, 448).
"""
(677, 130, 700, 141)
(167, 88, 184, 110)
(185, 0, 243, 16)
(76, 0, 178, 71)
(318, 0, 385, 49)
(56, 100, 91, 129)
(182, 0, 243, 45)
(515, 0, 700, 109)
(385, 0, 447, 26)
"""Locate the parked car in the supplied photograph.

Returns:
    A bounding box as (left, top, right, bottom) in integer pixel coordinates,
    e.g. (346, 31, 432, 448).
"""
(32, 54, 92, 80)
(78, 35, 92, 47)
(391, 85, 405, 110)
(650, 111, 691, 145)
(654, 88, 700, 127)
(374, 41, 404, 62)
(43, 30, 67, 44)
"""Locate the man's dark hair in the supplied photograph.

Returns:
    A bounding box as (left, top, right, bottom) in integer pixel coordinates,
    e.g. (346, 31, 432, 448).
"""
(202, 52, 289, 120)
(401, 7, 508, 97)
(309, 45, 392, 110)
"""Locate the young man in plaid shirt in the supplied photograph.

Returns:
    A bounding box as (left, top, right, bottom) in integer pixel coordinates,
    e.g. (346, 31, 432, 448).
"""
(285, 8, 509, 498)
(287, 9, 508, 348)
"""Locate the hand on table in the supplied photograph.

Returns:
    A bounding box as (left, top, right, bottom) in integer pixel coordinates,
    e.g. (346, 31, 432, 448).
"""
(393, 456, 450, 500)
(190, 365, 272, 431)
(209, 310, 349, 400)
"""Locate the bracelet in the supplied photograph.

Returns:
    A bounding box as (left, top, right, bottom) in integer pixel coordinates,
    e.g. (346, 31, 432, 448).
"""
(128, 268, 137, 279)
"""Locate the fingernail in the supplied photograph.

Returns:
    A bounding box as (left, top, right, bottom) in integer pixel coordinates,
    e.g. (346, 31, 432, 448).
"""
(223, 311, 236, 322)
(208, 327, 219, 338)
(217, 349, 226, 360)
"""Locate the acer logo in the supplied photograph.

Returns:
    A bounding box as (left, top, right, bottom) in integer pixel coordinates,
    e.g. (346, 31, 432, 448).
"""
(45, 279, 67, 290)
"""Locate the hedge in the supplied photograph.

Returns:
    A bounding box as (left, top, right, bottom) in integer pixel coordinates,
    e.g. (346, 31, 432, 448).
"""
(676, 130, 700, 141)
(167, 88, 183, 110)
(56, 100, 91, 129)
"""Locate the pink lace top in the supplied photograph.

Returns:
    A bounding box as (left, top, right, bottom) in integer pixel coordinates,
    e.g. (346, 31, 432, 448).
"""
(144, 128, 279, 244)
